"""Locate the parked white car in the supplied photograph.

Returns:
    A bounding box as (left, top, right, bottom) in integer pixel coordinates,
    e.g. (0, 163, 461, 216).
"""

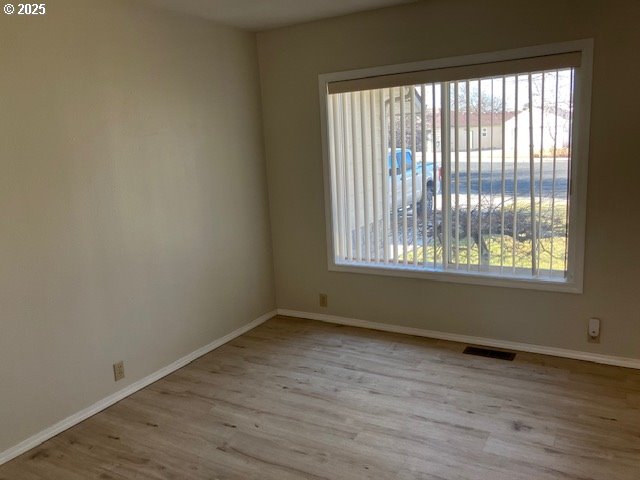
(388, 148, 437, 213)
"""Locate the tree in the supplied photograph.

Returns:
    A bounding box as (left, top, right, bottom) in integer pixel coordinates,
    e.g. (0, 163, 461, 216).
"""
(453, 82, 503, 113)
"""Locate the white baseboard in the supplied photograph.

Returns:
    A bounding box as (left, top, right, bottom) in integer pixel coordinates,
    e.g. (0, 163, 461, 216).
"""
(277, 309, 640, 370)
(0, 310, 277, 467)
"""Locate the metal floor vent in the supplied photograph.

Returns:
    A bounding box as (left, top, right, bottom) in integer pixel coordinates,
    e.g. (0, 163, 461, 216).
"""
(463, 346, 516, 361)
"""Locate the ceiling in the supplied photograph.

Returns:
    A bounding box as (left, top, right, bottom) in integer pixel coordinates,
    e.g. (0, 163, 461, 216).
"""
(141, 0, 418, 31)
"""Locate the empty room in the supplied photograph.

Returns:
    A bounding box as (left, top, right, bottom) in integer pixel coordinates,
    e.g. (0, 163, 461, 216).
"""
(1, 0, 639, 478)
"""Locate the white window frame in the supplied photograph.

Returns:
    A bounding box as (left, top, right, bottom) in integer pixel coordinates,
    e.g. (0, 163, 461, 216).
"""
(318, 40, 593, 293)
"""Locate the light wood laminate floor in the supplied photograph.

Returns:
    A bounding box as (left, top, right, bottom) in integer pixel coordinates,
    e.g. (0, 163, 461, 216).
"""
(1, 316, 639, 479)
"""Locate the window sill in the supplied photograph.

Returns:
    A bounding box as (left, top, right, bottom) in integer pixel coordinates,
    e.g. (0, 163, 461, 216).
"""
(330, 260, 582, 294)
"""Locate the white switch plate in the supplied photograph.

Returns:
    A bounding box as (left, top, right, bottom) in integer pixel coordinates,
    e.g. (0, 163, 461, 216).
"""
(113, 361, 125, 381)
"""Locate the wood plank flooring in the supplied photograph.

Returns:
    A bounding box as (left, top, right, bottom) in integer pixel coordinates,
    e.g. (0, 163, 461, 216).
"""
(1, 316, 639, 479)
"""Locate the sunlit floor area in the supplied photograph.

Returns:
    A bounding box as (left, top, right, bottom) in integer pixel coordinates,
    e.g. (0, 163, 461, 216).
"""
(2, 316, 638, 480)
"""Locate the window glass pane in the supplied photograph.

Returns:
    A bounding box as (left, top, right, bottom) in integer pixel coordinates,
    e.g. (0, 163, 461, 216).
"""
(326, 68, 575, 282)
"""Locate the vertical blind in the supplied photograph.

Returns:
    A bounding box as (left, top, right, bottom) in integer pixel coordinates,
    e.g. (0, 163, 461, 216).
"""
(326, 64, 576, 280)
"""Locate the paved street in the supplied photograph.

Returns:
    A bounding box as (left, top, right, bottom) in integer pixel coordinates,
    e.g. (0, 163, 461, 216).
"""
(450, 156, 569, 198)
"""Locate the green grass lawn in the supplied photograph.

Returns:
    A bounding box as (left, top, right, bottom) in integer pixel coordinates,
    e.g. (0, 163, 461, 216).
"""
(400, 198, 569, 272)
(403, 235, 567, 272)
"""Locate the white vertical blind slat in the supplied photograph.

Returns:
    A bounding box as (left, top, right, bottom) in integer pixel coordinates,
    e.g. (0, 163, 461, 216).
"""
(489, 79, 494, 265)
(528, 73, 538, 275)
(441, 82, 451, 269)
(512, 77, 519, 273)
(400, 87, 408, 264)
(421, 84, 428, 266)
(329, 96, 341, 261)
(381, 89, 390, 262)
(370, 90, 379, 263)
(500, 78, 506, 273)
(563, 69, 575, 276)
(343, 93, 354, 261)
(454, 83, 460, 269)
(432, 84, 438, 269)
(465, 80, 471, 270)
(360, 91, 371, 261)
(390, 88, 399, 263)
(550, 71, 559, 274)
(351, 93, 362, 261)
(477, 79, 483, 267)
(537, 73, 545, 270)
(411, 87, 418, 265)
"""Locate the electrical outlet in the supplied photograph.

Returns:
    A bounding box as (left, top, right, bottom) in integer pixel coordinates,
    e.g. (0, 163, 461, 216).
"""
(113, 361, 125, 381)
(588, 318, 601, 344)
(319, 293, 328, 308)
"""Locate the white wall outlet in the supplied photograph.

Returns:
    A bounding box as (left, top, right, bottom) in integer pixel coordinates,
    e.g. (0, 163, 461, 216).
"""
(113, 361, 125, 381)
(588, 318, 600, 343)
(319, 293, 328, 308)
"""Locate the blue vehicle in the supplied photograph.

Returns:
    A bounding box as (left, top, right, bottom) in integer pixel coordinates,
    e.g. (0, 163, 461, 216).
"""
(387, 148, 436, 212)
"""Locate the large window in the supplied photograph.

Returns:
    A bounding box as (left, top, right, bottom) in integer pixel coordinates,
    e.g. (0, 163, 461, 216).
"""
(319, 41, 592, 292)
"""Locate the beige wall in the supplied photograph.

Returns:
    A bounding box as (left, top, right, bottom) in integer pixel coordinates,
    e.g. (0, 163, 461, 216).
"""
(0, 0, 275, 453)
(257, 1, 640, 358)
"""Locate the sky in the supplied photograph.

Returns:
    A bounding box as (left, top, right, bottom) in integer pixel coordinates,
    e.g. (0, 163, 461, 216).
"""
(413, 68, 574, 114)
